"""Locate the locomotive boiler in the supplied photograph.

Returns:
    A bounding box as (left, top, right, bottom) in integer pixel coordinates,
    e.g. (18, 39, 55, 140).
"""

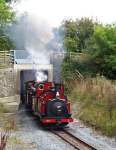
(25, 80, 73, 126)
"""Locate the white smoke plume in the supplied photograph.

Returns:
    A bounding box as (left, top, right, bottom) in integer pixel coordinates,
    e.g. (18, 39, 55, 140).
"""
(36, 71, 48, 82)
(9, 0, 64, 82)
(9, 0, 63, 59)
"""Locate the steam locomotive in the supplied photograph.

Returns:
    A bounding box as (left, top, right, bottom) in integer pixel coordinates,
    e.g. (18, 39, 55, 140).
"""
(25, 81, 73, 127)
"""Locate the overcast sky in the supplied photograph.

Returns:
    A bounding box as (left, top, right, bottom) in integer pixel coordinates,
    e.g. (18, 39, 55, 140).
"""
(15, 0, 116, 27)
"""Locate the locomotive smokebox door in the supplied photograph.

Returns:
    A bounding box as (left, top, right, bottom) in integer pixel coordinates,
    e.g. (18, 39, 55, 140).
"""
(20, 70, 48, 103)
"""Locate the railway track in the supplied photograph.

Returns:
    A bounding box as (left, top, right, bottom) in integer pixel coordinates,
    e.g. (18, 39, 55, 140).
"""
(52, 129, 96, 150)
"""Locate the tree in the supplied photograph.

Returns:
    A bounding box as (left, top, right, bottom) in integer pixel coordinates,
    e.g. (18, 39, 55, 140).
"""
(90, 24, 116, 78)
(0, 36, 14, 51)
(0, 0, 14, 51)
(62, 19, 79, 52)
(0, 0, 14, 26)
(62, 18, 95, 53)
(76, 18, 95, 52)
(61, 18, 116, 79)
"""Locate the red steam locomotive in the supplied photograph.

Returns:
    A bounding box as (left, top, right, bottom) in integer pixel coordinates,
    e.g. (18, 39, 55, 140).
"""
(25, 81, 73, 126)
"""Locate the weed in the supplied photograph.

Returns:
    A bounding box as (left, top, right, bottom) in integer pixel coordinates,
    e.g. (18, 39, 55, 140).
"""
(0, 118, 16, 150)
(0, 132, 9, 150)
(66, 76, 116, 137)
(8, 136, 22, 145)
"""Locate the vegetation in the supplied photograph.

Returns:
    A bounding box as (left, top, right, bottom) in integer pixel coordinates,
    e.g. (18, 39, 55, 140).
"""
(61, 18, 116, 79)
(66, 77, 116, 137)
(0, 132, 8, 150)
(61, 17, 116, 137)
(90, 24, 116, 79)
(0, 118, 16, 150)
(61, 53, 98, 81)
(0, 0, 14, 52)
(62, 18, 95, 53)
(62, 20, 78, 52)
(9, 136, 22, 145)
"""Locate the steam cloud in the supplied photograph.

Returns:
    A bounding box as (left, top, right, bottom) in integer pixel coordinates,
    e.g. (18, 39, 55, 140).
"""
(9, 0, 64, 82)
(36, 71, 48, 82)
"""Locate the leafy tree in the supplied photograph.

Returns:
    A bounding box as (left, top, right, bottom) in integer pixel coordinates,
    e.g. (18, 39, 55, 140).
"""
(61, 18, 116, 79)
(62, 18, 95, 53)
(0, 0, 14, 51)
(76, 18, 95, 52)
(62, 19, 79, 52)
(0, 0, 14, 26)
(90, 24, 116, 78)
(0, 36, 14, 51)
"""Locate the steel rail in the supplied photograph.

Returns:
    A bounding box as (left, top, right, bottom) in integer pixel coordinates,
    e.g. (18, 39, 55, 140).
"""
(51, 129, 96, 150)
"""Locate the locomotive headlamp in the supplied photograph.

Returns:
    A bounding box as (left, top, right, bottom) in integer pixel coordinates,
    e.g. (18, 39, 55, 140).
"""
(56, 91, 60, 97)
(57, 105, 62, 109)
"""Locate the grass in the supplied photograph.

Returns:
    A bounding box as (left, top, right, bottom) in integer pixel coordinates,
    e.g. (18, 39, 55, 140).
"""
(8, 136, 22, 145)
(0, 132, 8, 150)
(66, 76, 116, 137)
(0, 118, 16, 150)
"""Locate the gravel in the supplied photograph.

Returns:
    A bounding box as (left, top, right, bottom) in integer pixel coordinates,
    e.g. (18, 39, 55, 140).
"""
(7, 107, 75, 150)
(68, 120, 116, 150)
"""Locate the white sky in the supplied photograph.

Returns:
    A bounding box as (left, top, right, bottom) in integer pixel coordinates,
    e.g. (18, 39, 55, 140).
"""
(15, 0, 116, 27)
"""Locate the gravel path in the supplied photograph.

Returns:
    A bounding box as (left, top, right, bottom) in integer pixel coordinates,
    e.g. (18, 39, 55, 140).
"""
(8, 106, 75, 150)
(68, 120, 116, 150)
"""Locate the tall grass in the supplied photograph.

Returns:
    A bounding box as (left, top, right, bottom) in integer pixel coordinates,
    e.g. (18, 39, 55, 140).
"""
(0, 119, 16, 150)
(0, 132, 8, 150)
(66, 76, 116, 137)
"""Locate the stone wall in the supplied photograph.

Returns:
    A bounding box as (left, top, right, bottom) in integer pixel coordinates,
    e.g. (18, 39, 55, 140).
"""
(0, 95, 20, 112)
(0, 68, 15, 97)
